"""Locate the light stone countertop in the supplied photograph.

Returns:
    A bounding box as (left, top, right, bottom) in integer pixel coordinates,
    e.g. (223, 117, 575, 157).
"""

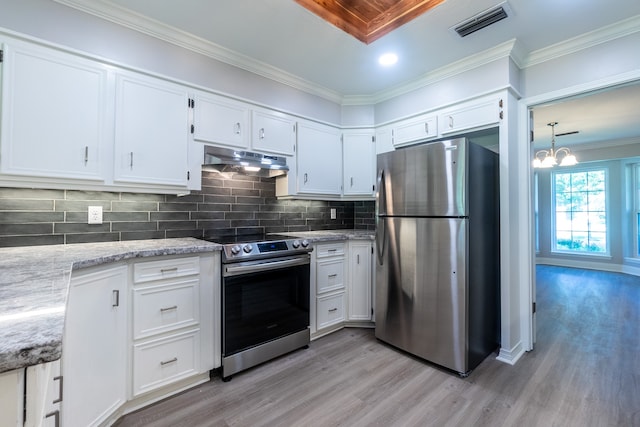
(275, 229, 375, 242)
(0, 238, 221, 374)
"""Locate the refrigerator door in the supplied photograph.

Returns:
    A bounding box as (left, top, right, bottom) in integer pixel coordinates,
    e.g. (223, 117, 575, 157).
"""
(375, 216, 468, 374)
(376, 139, 467, 217)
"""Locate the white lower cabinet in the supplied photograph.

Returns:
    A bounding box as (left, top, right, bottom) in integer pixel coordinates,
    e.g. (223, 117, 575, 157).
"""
(311, 242, 346, 337)
(0, 368, 24, 427)
(57, 252, 219, 426)
(63, 264, 128, 427)
(347, 241, 373, 322)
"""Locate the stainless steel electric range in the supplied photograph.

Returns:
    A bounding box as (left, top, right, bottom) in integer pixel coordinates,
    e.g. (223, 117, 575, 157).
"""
(204, 234, 312, 381)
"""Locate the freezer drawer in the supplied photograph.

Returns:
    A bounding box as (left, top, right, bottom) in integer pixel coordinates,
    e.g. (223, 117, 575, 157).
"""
(375, 216, 468, 373)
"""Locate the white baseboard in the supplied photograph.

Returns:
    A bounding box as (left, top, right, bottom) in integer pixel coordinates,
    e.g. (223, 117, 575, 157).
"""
(496, 341, 526, 365)
(536, 258, 640, 277)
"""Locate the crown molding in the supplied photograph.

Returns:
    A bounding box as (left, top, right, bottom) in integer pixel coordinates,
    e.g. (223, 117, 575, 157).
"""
(522, 14, 640, 68)
(53, 1, 640, 106)
(53, 0, 345, 104)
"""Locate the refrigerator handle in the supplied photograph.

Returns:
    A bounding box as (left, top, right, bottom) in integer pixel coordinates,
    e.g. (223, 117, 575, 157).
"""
(375, 168, 386, 264)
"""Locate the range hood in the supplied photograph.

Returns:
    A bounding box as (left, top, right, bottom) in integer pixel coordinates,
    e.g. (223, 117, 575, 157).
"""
(203, 145, 289, 178)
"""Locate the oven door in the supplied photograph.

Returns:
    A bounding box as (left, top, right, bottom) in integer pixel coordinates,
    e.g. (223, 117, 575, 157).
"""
(222, 255, 310, 357)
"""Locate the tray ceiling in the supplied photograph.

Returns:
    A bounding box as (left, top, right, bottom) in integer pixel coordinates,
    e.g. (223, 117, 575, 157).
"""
(294, 0, 446, 44)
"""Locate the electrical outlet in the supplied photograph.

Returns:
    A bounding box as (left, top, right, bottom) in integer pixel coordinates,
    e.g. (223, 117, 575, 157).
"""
(88, 206, 103, 224)
(330, 208, 337, 220)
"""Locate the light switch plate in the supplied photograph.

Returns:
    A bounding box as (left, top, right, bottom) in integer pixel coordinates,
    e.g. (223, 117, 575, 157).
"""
(88, 206, 103, 224)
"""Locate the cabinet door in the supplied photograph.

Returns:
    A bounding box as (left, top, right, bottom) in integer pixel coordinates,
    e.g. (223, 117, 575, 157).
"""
(375, 125, 394, 155)
(343, 130, 375, 197)
(393, 113, 437, 147)
(251, 109, 296, 156)
(296, 121, 342, 195)
(440, 98, 501, 135)
(0, 369, 23, 427)
(62, 265, 127, 427)
(0, 42, 108, 181)
(114, 72, 190, 187)
(193, 92, 250, 149)
(348, 242, 372, 321)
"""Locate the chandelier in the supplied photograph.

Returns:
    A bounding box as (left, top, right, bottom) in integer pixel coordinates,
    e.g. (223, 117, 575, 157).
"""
(532, 122, 578, 168)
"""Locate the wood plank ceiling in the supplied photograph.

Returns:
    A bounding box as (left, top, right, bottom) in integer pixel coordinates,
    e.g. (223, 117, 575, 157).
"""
(294, 0, 447, 44)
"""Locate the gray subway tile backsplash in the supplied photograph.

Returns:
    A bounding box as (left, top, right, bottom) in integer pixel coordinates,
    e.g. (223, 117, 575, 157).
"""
(0, 170, 375, 247)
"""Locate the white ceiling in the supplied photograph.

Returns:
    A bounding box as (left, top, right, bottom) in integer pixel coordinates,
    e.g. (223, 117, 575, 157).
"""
(57, 0, 640, 149)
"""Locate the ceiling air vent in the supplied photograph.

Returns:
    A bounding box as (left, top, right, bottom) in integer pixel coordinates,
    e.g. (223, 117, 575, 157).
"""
(453, 2, 511, 37)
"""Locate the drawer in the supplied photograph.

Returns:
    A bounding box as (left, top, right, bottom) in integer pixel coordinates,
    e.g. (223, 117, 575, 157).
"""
(315, 242, 345, 258)
(132, 329, 200, 396)
(316, 258, 345, 293)
(317, 292, 345, 330)
(133, 256, 200, 284)
(132, 279, 200, 339)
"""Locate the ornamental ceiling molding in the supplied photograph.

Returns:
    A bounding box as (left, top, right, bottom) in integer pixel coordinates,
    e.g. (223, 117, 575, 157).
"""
(53, 0, 640, 106)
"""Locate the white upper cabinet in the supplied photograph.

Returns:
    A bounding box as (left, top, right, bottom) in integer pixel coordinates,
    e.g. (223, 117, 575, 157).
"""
(439, 97, 502, 135)
(342, 129, 375, 197)
(374, 125, 394, 155)
(296, 120, 342, 196)
(192, 92, 250, 150)
(392, 113, 438, 147)
(113, 71, 190, 187)
(0, 41, 109, 181)
(251, 109, 296, 156)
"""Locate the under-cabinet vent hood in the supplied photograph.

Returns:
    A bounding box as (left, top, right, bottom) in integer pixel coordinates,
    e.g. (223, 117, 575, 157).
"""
(203, 145, 289, 178)
(452, 2, 511, 37)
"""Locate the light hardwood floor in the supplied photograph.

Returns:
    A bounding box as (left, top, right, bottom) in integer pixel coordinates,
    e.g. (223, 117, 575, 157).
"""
(116, 266, 640, 426)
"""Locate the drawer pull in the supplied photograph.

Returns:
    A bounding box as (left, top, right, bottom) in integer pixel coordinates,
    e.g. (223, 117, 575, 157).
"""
(160, 357, 178, 366)
(160, 267, 179, 274)
(45, 410, 60, 427)
(328, 249, 337, 252)
(160, 305, 178, 313)
(328, 308, 338, 312)
(328, 274, 338, 278)
(52, 375, 63, 404)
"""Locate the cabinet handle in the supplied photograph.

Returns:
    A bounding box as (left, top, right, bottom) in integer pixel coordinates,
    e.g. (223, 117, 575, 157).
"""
(45, 410, 60, 427)
(84, 146, 89, 165)
(328, 308, 338, 312)
(304, 173, 308, 184)
(52, 375, 63, 404)
(350, 177, 354, 187)
(328, 248, 337, 253)
(328, 274, 338, 278)
(425, 123, 429, 134)
(259, 128, 265, 139)
(129, 152, 134, 169)
(161, 267, 178, 274)
(448, 116, 454, 129)
(160, 357, 178, 366)
(112, 290, 120, 307)
(357, 254, 360, 264)
(235, 122, 241, 135)
(160, 305, 178, 313)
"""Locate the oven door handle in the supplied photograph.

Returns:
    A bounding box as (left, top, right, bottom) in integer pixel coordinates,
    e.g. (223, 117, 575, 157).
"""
(224, 256, 310, 277)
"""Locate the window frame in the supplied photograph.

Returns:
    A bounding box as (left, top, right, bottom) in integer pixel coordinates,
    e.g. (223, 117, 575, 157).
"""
(551, 166, 610, 257)
(633, 163, 640, 259)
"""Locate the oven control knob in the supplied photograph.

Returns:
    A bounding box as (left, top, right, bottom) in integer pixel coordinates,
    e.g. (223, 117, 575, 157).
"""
(242, 244, 253, 253)
(291, 240, 300, 248)
(301, 239, 310, 248)
(230, 245, 241, 255)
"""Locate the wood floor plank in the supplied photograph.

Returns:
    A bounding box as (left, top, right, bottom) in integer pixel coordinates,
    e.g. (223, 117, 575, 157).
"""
(115, 266, 640, 427)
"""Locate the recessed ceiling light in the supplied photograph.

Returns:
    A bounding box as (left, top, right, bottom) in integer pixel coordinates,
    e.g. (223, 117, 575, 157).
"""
(378, 53, 398, 66)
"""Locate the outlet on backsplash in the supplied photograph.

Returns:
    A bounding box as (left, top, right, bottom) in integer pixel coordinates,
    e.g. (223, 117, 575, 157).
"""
(88, 206, 103, 224)
(330, 208, 337, 219)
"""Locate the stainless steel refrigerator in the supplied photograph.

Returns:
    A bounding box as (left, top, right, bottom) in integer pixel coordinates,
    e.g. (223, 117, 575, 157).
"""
(375, 137, 500, 376)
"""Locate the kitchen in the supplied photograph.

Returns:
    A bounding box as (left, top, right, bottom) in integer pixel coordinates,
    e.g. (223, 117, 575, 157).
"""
(1, 0, 639, 425)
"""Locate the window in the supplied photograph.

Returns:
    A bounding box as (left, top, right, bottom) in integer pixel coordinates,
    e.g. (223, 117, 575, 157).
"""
(553, 169, 607, 254)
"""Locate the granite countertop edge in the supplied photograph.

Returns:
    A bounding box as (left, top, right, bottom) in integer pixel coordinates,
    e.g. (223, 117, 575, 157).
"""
(0, 237, 221, 374)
